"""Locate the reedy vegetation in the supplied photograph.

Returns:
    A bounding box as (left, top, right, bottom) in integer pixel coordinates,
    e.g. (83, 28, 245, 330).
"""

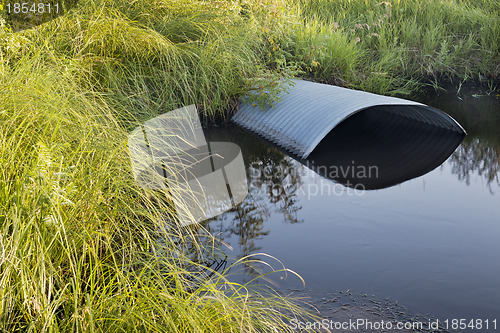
(265, 0, 499, 94)
(0, 0, 309, 331)
(0, 0, 498, 331)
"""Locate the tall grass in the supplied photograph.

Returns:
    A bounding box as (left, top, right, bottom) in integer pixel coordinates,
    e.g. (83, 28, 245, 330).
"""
(266, 0, 500, 94)
(0, 48, 315, 333)
(1, 0, 498, 330)
(0, 0, 315, 331)
(1, 0, 274, 122)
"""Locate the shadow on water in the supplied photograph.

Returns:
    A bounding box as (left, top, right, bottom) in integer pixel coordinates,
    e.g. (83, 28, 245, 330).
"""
(306, 105, 465, 190)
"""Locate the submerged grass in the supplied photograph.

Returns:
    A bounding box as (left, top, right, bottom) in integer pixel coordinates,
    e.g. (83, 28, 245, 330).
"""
(0, 0, 498, 331)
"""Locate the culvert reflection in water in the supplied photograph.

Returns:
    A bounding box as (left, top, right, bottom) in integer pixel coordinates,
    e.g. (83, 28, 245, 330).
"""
(307, 105, 466, 189)
(201, 96, 500, 323)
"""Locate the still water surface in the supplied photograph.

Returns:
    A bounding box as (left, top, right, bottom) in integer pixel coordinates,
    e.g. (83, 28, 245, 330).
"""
(202, 94, 500, 322)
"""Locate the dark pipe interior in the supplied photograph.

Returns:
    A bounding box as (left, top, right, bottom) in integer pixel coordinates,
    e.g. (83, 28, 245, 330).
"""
(307, 105, 466, 190)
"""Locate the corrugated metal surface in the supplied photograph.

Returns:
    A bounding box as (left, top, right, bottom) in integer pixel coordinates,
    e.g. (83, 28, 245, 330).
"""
(232, 79, 466, 159)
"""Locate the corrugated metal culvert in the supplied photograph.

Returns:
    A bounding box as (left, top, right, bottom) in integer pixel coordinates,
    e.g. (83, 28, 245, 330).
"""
(232, 79, 466, 160)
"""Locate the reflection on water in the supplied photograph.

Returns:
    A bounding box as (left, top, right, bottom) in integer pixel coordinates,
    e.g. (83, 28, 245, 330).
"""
(426, 93, 500, 193)
(450, 138, 500, 191)
(201, 133, 306, 277)
(307, 106, 465, 189)
(202, 95, 500, 321)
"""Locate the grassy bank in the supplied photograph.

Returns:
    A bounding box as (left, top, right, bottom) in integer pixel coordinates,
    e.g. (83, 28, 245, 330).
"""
(0, 0, 498, 331)
(264, 0, 499, 95)
(0, 46, 305, 333)
(0, 0, 310, 331)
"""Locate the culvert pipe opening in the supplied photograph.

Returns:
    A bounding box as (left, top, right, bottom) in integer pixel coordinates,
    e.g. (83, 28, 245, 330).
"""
(232, 79, 466, 189)
(307, 105, 466, 189)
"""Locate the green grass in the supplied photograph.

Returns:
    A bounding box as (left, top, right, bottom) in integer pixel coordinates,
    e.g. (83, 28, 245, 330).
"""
(0, 57, 313, 332)
(0, 0, 499, 331)
(0, 1, 314, 331)
(267, 0, 500, 95)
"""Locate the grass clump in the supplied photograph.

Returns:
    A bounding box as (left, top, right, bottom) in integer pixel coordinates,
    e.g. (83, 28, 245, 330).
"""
(261, 0, 500, 95)
(0, 0, 313, 331)
(1, 0, 498, 331)
(0, 51, 310, 333)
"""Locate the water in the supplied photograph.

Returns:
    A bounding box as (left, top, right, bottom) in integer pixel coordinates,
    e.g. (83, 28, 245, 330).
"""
(202, 93, 500, 323)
